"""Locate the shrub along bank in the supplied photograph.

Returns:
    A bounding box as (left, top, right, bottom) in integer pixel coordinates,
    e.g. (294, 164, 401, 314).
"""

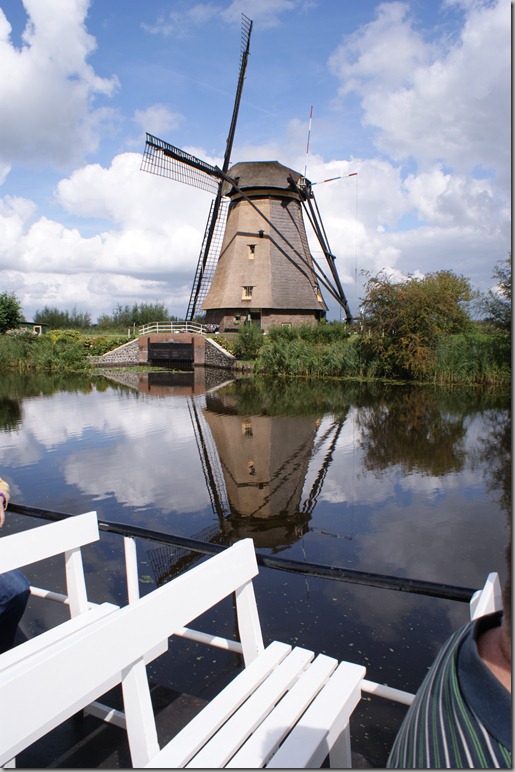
(256, 326, 511, 386)
(0, 330, 127, 372)
(0, 324, 509, 387)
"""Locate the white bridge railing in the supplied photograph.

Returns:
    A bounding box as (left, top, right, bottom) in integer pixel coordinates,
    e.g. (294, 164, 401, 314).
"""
(139, 321, 206, 336)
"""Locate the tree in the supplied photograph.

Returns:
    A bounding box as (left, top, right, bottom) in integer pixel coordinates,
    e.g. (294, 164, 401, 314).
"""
(34, 305, 91, 329)
(478, 254, 511, 331)
(0, 292, 23, 333)
(360, 270, 473, 379)
(97, 302, 171, 329)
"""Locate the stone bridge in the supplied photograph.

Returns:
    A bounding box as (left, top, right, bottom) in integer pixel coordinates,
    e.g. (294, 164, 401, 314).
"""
(90, 333, 238, 370)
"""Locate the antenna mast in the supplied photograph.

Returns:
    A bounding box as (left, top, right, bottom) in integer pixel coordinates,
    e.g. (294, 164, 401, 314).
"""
(304, 106, 313, 179)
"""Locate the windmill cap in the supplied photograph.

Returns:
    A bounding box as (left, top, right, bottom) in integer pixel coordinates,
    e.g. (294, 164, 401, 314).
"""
(223, 160, 307, 196)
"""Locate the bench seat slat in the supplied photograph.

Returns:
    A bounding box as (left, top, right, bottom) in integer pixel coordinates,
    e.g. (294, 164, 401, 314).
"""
(0, 602, 119, 673)
(226, 653, 338, 769)
(266, 660, 366, 769)
(187, 647, 314, 768)
(146, 641, 291, 769)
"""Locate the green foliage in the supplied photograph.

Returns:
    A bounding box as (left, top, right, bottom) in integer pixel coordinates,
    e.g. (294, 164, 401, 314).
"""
(97, 302, 173, 330)
(477, 254, 511, 331)
(0, 330, 126, 372)
(256, 333, 365, 379)
(82, 335, 128, 355)
(434, 333, 511, 385)
(0, 332, 81, 372)
(359, 270, 473, 379)
(266, 322, 350, 345)
(233, 323, 264, 360)
(34, 305, 91, 329)
(0, 292, 23, 334)
(47, 329, 84, 344)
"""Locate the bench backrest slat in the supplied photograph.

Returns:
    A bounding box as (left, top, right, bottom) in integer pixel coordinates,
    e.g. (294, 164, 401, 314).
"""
(0, 538, 260, 765)
(0, 512, 99, 574)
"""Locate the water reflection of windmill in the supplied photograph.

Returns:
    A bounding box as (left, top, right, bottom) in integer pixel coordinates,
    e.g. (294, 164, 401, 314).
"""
(150, 388, 348, 585)
(141, 15, 353, 330)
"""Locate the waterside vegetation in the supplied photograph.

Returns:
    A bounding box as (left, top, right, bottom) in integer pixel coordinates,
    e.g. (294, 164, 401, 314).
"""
(227, 263, 511, 386)
(0, 261, 510, 387)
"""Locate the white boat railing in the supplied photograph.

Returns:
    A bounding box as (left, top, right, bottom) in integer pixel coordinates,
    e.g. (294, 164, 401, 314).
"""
(9, 503, 500, 716)
(139, 321, 206, 335)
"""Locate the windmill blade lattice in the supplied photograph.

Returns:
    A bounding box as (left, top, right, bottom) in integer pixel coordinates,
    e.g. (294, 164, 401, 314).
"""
(141, 134, 221, 195)
(141, 12, 354, 327)
(186, 197, 229, 320)
(222, 13, 252, 173)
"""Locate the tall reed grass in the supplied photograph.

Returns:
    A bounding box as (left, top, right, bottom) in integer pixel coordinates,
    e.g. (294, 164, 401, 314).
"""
(255, 329, 510, 385)
(0, 331, 126, 372)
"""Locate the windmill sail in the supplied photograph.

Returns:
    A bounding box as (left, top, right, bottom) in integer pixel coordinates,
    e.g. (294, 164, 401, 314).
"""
(290, 176, 354, 323)
(222, 13, 252, 174)
(185, 197, 229, 320)
(185, 14, 253, 319)
(141, 12, 354, 327)
(141, 134, 221, 194)
(142, 15, 253, 321)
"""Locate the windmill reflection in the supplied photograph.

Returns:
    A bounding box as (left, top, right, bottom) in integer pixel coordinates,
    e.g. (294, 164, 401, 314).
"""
(202, 389, 329, 549)
(144, 374, 346, 585)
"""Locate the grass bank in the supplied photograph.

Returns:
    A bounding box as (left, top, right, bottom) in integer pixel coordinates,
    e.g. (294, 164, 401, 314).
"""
(0, 325, 510, 387)
(0, 330, 128, 372)
(226, 324, 511, 387)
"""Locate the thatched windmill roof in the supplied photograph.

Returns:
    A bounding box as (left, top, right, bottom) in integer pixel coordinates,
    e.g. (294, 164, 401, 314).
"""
(222, 160, 304, 196)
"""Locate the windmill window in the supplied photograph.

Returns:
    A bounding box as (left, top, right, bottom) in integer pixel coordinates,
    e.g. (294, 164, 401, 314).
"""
(242, 285, 253, 299)
(242, 421, 253, 437)
(247, 244, 256, 259)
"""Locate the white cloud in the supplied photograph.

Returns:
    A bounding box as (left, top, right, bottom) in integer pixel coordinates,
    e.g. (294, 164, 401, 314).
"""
(133, 105, 184, 141)
(141, 0, 311, 38)
(142, 4, 220, 37)
(404, 167, 501, 228)
(330, 2, 432, 94)
(0, 0, 118, 168)
(222, 0, 300, 28)
(329, 0, 510, 180)
(0, 0, 509, 323)
(0, 150, 222, 318)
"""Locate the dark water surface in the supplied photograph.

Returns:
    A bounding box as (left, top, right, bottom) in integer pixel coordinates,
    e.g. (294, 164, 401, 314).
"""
(0, 370, 510, 767)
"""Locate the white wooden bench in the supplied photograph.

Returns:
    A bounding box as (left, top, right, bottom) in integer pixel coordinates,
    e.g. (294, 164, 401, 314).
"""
(0, 538, 366, 768)
(0, 512, 126, 742)
(469, 571, 502, 620)
(0, 510, 101, 617)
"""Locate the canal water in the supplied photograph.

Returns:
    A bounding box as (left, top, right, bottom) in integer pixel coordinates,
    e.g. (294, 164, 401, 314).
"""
(0, 369, 510, 767)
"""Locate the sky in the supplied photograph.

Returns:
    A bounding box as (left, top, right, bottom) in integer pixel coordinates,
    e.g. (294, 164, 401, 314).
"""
(0, 0, 510, 323)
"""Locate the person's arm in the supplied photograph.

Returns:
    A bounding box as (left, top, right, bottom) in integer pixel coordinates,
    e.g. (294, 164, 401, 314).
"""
(0, 477, 10, 528)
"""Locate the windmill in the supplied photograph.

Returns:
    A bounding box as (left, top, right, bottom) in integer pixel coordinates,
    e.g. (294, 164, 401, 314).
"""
(141, 14, 353, 330)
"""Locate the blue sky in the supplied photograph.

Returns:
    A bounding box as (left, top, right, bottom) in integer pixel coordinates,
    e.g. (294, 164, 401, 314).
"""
(0, 0, 510, 322)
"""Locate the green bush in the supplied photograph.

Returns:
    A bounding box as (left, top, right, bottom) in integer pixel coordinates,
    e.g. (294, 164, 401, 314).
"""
(0, 330, 116, 372)
(233, 324, 263, 360)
